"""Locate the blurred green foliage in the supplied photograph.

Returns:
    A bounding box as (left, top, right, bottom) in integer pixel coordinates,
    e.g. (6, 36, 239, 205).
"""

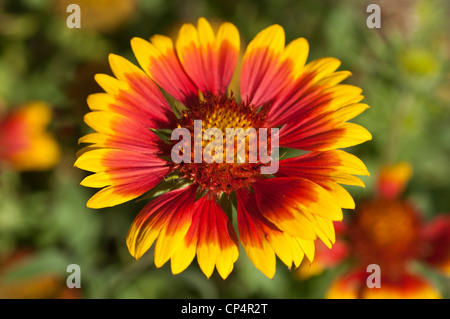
(0, 0, 449, 298)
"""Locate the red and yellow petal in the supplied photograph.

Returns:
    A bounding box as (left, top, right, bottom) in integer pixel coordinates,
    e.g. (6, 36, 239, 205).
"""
(273, 77, 371, 151)
(376, 162, 413, 200)
(74, 149, 171, 208)
(80, 107, 171, 155)
(126, 185, 197, 262)
(176, 18, 240, 96)
(277, 100, 370, 151)
(236, 189, 307, 278)
(76, 54, 179, 209)
(252, 177, 342, 241)
(171, 195, 239, 279)
(83, 111, 149, 146)
(79, 104, 171, 156)
(236, 190, 277, 278)
(240, 24, 289, 106)
(421, 214, 450, 276)
(269, 58, 353, 125)
(276, 150, 370, 209)
(131, 35, 198, 106)
(239, 23, 370, 152)
(277, 106, 371, 151)
(92, 54, 176, 130)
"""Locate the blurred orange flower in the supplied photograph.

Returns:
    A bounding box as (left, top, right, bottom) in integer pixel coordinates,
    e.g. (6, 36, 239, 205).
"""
(296, 162, 450, 299)
(0, 102, 61, 171)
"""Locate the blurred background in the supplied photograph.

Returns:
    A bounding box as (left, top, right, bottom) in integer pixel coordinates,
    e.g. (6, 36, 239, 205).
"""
(0, 0, 449, 298)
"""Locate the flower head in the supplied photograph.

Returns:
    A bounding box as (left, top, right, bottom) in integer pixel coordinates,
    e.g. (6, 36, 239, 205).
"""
(76, 18, 371, 279)
(0, 102, 61, 171)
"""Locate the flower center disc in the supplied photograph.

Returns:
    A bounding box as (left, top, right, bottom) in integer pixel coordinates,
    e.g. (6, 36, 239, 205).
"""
(349, 199, 422, 271)
(175, 94, 271, 194)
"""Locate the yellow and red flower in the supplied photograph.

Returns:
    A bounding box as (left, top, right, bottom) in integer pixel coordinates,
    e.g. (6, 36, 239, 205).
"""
(298, 162, 450, 298)
(0, 102, 61, 171)
(75, 18, 371, 279)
